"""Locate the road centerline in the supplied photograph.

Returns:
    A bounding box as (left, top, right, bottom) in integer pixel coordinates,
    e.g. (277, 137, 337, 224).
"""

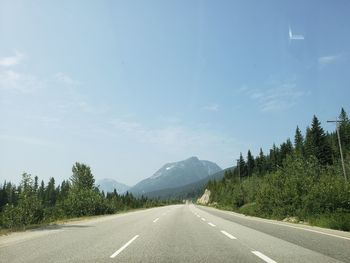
(153, 218, 159, 223)
(251, 251, 277, 263)
(110, 235, 139, 258)
(208, 222, 216, 227)
(201, 218, 206, 221)
(220, 230, 237, 240)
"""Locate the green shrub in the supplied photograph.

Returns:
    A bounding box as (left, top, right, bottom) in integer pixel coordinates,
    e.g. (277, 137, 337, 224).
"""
(239, 202, 257, 216)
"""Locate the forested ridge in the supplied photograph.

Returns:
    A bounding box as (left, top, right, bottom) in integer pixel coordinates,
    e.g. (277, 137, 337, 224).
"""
(206, 108, 350, 231)
(0, 162, 177, 230)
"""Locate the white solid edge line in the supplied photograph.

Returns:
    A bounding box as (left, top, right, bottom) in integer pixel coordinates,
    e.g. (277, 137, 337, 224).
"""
(153, 218, 159, 223)
(220, 230, 237, 239)
(216, 208, 350, 241)
(268, 221, 350, 241)
(251, 251, 277, 263)
(201, 218, 206, 221)
(110, 235, 139, 258)
(208, 222, 216, 227)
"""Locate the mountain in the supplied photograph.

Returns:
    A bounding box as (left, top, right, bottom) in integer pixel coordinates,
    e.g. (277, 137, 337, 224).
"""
(97, 178, 130, 194)
(143, 166, 233, 200)
(129, 156, 222, 195)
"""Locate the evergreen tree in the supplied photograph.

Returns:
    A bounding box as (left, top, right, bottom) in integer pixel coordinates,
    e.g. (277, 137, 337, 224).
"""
(34, 176, 39, 193)
(304, 126, 313, 157)
(338, 108, 350, 154)
(57, 180, 70, 202)
(238, 153, 247, 177)
(247, 150, 255, 176)
(304, 115, 333, 165)
(45, 177, 57, 207)
(0, 182, 7, 210)
(280, 139, 293, 160)
(268, 144, 280, 171)
(21, 172, 33, 194)
(256, 148, 266, 175)
(294, 126, 304, 156)
(38, 180, 45, 202)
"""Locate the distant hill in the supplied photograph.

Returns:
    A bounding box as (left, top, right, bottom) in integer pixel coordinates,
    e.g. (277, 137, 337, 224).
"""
(97, 178, 130, 194)
(143, 166, 233, 200)
(129, 156, 222, 195)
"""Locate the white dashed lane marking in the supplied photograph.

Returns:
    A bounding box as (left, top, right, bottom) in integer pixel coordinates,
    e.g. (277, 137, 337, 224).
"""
(220, 230, 237, 240)
(110, 235, 139, 258)
(251, 251, 277, 263)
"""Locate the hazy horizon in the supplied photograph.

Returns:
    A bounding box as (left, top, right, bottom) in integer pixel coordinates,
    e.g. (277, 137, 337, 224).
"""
(1, 1, 349, 186)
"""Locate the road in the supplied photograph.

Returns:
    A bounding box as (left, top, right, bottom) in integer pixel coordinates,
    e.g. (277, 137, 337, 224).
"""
(0, 204, 349, 262)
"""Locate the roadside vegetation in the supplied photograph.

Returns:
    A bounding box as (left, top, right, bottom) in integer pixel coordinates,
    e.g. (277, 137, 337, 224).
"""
(0, 163, 177, 231)
(206, 108, 350, 231)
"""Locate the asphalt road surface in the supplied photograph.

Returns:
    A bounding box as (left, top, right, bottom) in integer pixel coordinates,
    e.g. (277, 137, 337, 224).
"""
(1, 204, 349, 263)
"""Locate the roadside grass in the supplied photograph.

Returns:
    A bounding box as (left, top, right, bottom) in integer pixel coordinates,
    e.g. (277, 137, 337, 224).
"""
(238, 202, 258, 216)
(308, 212, 350, 231)
(0, 206, 150, 236)
(203, 202, 350, 232)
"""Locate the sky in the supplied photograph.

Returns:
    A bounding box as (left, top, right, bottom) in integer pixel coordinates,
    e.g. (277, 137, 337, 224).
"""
(1, 0, 350, 186)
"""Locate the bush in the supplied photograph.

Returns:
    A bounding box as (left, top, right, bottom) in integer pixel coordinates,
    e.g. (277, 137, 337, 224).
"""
(63, 189, 106, 217)
(239, 202, 257, 216)
(1, 194, 44, 228)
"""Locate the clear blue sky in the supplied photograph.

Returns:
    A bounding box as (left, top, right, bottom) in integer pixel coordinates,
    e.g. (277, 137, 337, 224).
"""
(1, 0, 349, 186)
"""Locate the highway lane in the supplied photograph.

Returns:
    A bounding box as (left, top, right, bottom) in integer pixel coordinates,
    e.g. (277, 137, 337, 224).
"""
(0, 204, 349, 262)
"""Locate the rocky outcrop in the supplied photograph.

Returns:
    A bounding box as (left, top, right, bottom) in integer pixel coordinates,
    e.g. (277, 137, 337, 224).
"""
(197, 189, 211, 205)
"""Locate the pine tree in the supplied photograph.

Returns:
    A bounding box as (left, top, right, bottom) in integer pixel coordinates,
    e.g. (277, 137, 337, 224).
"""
(0, 182, 7, 209)
(294, 126, 304, 156)
(34, 176, 39, 193)
(38, 180, 45, 202)
(247, 150, 255, 176)
(256, 148, 266, 175)
(268, 144, 280, 170)
(339, 108, 350, 153)
(238, 153, 247, 177)
(305, 115, 333, 165)
(280, 139, 293, 160)
(45, 177, 56, 207)
(57, 180, 70, 202)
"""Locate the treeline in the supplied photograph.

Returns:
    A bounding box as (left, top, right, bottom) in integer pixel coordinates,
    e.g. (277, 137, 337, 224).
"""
(207, 108, 350, 231)
(0, 162, 177, 229)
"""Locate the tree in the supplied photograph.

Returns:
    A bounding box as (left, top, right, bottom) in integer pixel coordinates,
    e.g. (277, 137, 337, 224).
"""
(339, 108, 350, 154)
(38, 180, 45, 202)
(268, 144, 280, 171)
(305, 115, 333, 165)
(247, 150, 255, 176)
(44, 177, 57, 207)
(280, 139, 293, 160)
(238, 153, 247, 177)
(2, 173, 44, 228)
(57, 180, 70, 202)
(34, 176, 39, 193)
(256, 148, 266, 176)
(294, 126, 304, 156)
(21, 172, 33, 194)
(70, 162, 95, 190)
